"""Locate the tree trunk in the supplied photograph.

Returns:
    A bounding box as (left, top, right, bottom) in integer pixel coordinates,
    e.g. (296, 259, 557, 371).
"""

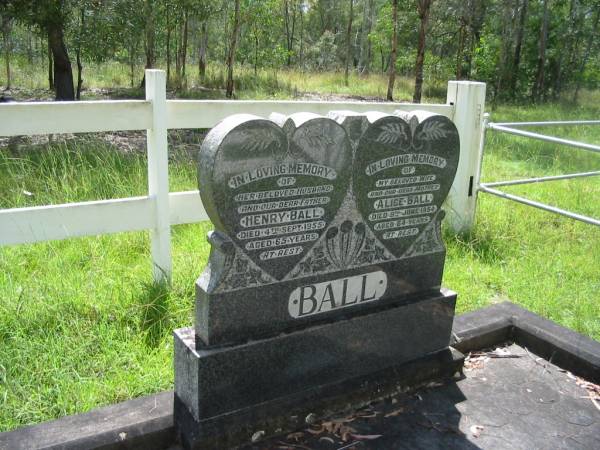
(510, 0, 528, 94)
(76, 8, 84, 100)
(1, 16, 11, 90)
(532, 0, 549, 101)
(166, 7, 172, 86)
(344, 0, 354, 86)
(251, 32, 257, 76)
(141, 0, 155, 88)
(76, 49, 83, 99)
(358, 0, 373, 74)
(574, 4, 600, 102)
(198, 20, 208, 80)
(175, 18, 181, 85)
(494, 0, 513, 102)
(27, 25, 33, 64)
(47, 34, 54, 90)
(226, 0, 241, 98)
(181, 10, 189, 89)
(456, 18, 466, 80)
(465, 0, 485, 79)
(299, 6, 305, 68)
(413, 0, 433, 103)
(48, 23, 74, 100)
(386, 0, 398, 100)
(129, 38, 136, 88)
(283, 0, 297, 67)
(554, 0, 579, 98)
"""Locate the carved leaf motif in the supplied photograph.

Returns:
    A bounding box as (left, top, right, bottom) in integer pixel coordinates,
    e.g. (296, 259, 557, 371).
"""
(416, 121, 449, 141)
(298, 127, 335, 150)
(375, 123, 408, 145)
(239, 129, 279, 153)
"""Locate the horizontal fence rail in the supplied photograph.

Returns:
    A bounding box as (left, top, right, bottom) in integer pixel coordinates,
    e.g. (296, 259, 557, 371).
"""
(0, 192, 209, 246)
(167, 100, 453, 129)
(487, 122, 600, 154)
(492, 120, 600, 127)
(481, 170, 600, 188)
(478, 185, 600, 227)
(0, 70, 487, 282)
(480, 120, 600, 228)
(0, 100, 152, 136)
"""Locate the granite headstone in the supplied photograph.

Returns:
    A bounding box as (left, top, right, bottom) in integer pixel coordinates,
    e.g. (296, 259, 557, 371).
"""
(174, 110, 461, 449)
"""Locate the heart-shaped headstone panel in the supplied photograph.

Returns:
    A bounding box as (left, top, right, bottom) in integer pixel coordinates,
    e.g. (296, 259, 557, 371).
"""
(199, 114, 353, 281)
(353, 113, 459, 258)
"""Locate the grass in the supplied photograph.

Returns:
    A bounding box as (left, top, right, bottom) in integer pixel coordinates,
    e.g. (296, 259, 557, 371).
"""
(2, 59, 447, 102)
(446, 102, 600, 335)
(0, 71, 599, 432)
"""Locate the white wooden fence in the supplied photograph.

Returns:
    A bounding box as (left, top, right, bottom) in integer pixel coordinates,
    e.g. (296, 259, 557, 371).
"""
(0, 70, 486, 283)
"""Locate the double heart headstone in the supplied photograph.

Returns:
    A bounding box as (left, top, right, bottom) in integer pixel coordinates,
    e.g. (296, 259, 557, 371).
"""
(174, 110, 462, 449)
(198, 110, 459, 288)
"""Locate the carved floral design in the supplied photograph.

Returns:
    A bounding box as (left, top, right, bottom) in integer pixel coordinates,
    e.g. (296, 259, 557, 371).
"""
(374, 122, 409, 146)
(216, 249, 272, 292)
(239, 129, 280, 155)
(324, 221, 366, 269)
(402, 211, 445, 258)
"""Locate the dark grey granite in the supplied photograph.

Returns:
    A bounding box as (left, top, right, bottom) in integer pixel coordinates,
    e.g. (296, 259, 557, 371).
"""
(254, 342, 600, 450)
(176, 290, 456, 422)
(0, 391, 174, 450)
(352, 111, 459, 258)
(195, 254, 444, 347)
(195, 111, 460, 345)
(175, 347, 463, 450)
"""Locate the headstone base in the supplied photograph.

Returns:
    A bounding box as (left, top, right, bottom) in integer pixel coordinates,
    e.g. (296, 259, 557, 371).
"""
(174, 289, 460, 449)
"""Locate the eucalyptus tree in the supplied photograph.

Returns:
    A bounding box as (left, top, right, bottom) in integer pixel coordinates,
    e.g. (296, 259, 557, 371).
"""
(413, 0, 434, 103)
(1, 0, 75, 99)
(225, 0, 240, 98)
(1, 11, 11, 89)
(386, 0, 397, 100)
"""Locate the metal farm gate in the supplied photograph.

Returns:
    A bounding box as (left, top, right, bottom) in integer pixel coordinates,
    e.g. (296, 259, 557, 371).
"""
(478, 117, 600, 228)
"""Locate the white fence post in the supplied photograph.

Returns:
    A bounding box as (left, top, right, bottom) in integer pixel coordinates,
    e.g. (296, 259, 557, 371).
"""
(445, 80, 487, 233)
(145, 69, 172, 283)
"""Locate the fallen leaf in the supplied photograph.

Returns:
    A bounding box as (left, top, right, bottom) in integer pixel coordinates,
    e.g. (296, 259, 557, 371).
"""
(493, 347, 511, 357)
(251, 430, 265, 442)
(384, 407, 406, 417)
(276, 441, 314, 450)
(305, 413, 318, 425)
(470, 425, 484, 438)
(350, 433, 382, 441)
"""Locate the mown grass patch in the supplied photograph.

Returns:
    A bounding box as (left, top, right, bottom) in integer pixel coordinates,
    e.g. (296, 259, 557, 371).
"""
(0, 96, 599, 431)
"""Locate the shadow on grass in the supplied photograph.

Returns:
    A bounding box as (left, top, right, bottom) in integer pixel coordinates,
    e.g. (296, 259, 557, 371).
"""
(136, 281, 172, 348)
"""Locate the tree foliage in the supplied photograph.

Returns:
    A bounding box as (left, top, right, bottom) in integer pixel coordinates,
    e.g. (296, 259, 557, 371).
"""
(0, 0, 598, 102)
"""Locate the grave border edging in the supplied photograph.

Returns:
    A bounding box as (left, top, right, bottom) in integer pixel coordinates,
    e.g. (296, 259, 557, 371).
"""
(2, 300, 599, 450)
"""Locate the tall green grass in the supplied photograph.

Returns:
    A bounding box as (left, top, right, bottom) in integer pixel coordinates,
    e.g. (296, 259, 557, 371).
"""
(0, 86, 599, 432)
(2, 59, 449, 102)
(445, 102, 600, 337)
